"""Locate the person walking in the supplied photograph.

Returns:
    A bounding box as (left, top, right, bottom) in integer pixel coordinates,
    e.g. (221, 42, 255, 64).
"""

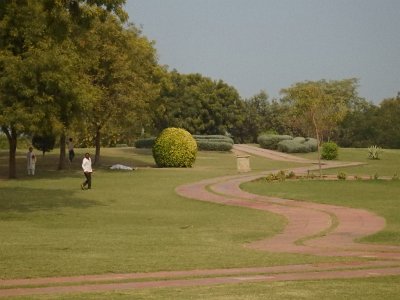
(68, 138, 75, 163)
(26, 146, 36, 175)
(81, 152, 93, 190)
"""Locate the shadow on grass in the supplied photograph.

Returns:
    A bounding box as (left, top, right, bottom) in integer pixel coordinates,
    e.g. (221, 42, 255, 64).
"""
(0, 187, 103, 213)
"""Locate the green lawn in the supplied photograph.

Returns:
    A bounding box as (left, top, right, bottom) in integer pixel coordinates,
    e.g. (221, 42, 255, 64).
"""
(0, 147, 333, 280)
(9, 276, 400, 300)
(1, 146, 399, 299)
(242, 148, 400, 245)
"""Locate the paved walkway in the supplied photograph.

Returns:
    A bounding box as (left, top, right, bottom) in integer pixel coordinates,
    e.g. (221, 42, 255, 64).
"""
(1, 145, 400, 298)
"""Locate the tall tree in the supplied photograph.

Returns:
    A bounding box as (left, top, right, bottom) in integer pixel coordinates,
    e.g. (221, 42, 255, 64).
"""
(0, 0, 49, 178)
(41, 0, 128, 169)
(234, 91, 271, 143)
(78, 16, 160, 164)
(281, 79, 359, 175)
(375, 96, 400, 148)
(153, 71, 245, 138)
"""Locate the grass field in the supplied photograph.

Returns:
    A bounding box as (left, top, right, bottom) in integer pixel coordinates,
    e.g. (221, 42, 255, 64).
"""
(10, 276, 400, 300)
(0, 147, 331, 280)
(243, 147, 400, 246)
(1, 146, 399, 298)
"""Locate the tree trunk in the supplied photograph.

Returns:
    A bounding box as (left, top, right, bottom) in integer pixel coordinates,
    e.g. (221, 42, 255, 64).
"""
(312, 114, 322, 178)
(2, 126, 18, 179)
(58, 132, 66, 170)
(94, 126, 101, 165)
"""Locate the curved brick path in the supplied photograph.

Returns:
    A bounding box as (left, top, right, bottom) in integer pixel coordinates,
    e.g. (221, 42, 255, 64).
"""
(1, 145, 400, 298)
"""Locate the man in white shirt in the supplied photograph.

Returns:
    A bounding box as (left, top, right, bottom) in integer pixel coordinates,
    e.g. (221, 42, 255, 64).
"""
(81, 152, 93, 190)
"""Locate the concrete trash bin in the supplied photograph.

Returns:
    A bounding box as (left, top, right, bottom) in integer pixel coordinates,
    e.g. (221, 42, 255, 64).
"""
(236, 155, 251, 172)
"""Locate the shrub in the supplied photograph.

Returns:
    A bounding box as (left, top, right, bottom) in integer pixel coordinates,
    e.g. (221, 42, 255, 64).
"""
(368, 145, 382, 160)
(134, 137, 156, 148)
(277, 140, 308, 153)
(196, 140, 233, 151)
(257, 134, 292, 150)
(152, 128, 197, 168)
(321, 142, 339, 160)
(193, 135, 234, 144)
(193, 135, 233, 151)
(304, 138, 318, 152)
(32, 134, 56, 156)
(337, 172, 347, 180)
(293, 137, 306, 143)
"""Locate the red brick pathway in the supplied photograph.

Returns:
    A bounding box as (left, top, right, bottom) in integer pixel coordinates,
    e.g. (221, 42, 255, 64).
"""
(1, 145, 399, 298)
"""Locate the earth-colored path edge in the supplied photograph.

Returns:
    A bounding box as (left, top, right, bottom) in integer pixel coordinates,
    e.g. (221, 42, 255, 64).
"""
(1, 145, 400, 298)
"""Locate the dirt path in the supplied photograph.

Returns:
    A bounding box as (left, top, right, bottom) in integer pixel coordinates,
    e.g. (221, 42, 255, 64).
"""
(1, 145, 400, 298)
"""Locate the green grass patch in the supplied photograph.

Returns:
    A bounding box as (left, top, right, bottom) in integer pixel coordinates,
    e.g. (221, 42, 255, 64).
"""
(242, 148, 400, 245)
(0, 148, 338, 279)
(8, 275, 400, 299)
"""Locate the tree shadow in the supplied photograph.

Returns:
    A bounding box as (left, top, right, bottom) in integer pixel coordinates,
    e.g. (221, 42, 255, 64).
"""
(0, 187, 104, 213)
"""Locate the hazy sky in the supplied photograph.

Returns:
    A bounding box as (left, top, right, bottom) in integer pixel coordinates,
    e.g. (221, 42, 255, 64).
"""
(125, 0, 400, 103)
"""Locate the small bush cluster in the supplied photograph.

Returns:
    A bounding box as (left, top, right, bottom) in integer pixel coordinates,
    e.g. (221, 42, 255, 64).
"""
(277, 138, 318, 153)
(152, 128, 197, 168)
(264, 170, 300, 182)
(337, 172, 347, 180)
(257, 134, 317, 153)
(193, 135, 234, 151)
(368, 145, 382, 160)
(257, 134, 292, 150)
(321, 142, 339, 160)
(134, 137, 156, 149)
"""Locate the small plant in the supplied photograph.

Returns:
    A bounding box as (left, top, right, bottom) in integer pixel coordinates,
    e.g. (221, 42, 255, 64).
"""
(392, 173, 399, 181)
(321, 141, 339, 160)
(277, 170, 286, 181)
(287, 171, 296, 179)
(373, 172, 379, 180)
(368, 145, 382, 160)
(337, 172, 347, 180)
(265, 174, 276, 182)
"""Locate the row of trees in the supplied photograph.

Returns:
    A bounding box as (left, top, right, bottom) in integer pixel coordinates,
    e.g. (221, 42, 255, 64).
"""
(1, 1, 398, 179)
(0, 0, 161, 178)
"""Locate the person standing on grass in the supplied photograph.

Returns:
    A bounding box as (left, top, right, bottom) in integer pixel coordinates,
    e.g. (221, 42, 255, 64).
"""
(26, 146, 37, 175)
(68, 138, 75, 163)
(81, 152, 93, 190)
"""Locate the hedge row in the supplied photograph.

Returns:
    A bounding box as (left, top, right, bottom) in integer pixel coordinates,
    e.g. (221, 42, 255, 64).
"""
(134, 137, 156, 148)
(258, 134, 317, 153)
(257, 134, 292, 150)
(193, 135, 233, 151)
(277, 138, 318, 153)
(135, 134, 233, 151)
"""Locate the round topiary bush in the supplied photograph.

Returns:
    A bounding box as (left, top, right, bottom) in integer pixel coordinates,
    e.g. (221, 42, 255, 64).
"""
(152, 128, 197, 168)
(321, 141, 339, 160)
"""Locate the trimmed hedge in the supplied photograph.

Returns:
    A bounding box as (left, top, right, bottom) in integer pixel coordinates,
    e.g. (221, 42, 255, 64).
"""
(277, 137, 318, 153)
(304, 138, 318, 152)
(134, 137, 156, 149)
(136, 134, 233, 152)
(196, 140, 233, 151)
(277, 140, 309, 153)
(152, 128, 197, 168)
(257, 134, 318, 153)
(193, 135, 233, 151)
(257, 134, 293, 150)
